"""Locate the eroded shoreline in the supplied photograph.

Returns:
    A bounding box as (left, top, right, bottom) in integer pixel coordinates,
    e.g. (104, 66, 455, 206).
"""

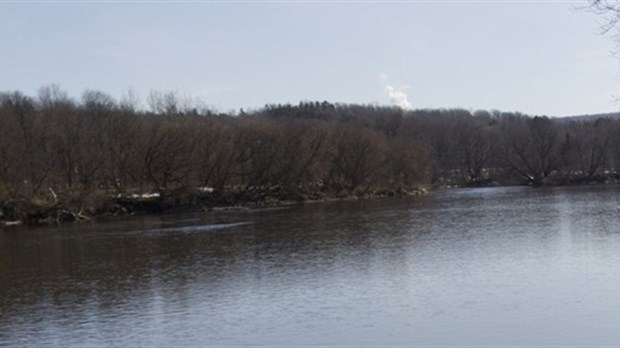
(0, 187, 428, 227)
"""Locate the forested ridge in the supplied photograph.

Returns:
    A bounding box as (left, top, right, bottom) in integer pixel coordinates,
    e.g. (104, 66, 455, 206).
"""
(1, 86, 619, 224)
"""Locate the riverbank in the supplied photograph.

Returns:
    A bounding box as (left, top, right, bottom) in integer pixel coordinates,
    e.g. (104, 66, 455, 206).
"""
(6, 174, 619, 227)
(0, 187, 428, 227)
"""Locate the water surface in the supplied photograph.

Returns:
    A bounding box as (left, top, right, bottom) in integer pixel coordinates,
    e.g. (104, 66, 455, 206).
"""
(2, 186, 620, 346)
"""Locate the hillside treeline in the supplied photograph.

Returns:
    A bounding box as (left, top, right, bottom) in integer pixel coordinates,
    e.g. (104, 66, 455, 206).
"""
(1, 87, 619, 222)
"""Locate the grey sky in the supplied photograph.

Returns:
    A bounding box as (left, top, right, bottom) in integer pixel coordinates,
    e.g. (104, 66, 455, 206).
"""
(1, 1, 618, 116)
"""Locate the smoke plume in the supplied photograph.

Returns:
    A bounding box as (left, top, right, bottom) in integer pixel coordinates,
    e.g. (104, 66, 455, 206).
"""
(380, 73, 412, 110)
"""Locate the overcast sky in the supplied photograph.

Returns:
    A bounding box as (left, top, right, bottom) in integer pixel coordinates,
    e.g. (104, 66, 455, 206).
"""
(1, 1, 619, 116)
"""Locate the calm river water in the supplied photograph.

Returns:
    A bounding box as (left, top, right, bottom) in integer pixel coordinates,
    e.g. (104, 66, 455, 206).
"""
(2, 185, 620, 346)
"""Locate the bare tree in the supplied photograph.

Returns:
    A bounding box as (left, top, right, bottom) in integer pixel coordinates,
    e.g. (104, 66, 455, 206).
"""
(139, 117, 197, 197)
(0, 92, 52, 198)
(563, 118, 613, 180)
(501, 116, 564, 186)
(588, 0, 620, 33)
(326, 125, 388, 193)
(194, 118, 242, 192)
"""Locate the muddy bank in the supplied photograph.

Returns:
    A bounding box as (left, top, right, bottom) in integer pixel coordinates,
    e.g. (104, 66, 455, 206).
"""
(0, 187, 427, 227)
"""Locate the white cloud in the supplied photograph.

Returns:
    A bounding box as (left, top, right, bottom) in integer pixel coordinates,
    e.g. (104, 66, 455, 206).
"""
(380, 73, 412, 110)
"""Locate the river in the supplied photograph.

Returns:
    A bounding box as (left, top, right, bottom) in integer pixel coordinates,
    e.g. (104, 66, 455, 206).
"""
(2, 185, 620, 346)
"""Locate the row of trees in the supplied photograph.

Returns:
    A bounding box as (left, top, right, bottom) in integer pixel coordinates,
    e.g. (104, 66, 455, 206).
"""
(421, 110, 617, 186)
(0, 88, 431, 211)
(1, 87, 620, 213)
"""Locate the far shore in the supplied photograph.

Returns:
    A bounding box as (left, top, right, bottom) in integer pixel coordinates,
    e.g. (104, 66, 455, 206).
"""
(4, 176, 620, 228)
(0, 187, 429, 227)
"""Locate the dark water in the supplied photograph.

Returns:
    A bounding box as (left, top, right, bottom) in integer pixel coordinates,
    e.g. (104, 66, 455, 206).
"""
(2, 186, 620, 346)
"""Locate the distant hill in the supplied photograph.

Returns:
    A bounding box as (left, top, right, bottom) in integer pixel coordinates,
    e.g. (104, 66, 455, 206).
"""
(557, 112, 620, 122)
